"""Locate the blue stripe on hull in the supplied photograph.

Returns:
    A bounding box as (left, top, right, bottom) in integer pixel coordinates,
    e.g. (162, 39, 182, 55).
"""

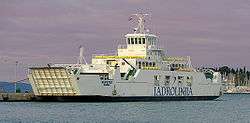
(33, 96, 220, 102)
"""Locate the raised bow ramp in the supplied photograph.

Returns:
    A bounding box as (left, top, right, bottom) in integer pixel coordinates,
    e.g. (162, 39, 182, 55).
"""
(28, 67, 80, 96)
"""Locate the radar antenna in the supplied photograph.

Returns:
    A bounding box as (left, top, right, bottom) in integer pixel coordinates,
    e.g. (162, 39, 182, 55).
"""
(129, 13, 149, 34)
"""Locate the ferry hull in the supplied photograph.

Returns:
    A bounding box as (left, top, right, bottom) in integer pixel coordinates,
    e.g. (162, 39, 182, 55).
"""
(33, 96, 220, 102)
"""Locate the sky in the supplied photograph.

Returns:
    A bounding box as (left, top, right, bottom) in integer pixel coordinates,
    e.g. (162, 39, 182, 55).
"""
(0, 0, 250, 81)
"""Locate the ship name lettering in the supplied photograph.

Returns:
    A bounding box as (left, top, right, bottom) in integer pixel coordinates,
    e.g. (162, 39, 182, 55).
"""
(154, 86, 193, 96)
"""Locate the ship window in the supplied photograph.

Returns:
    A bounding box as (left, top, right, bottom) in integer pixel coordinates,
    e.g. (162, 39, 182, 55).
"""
(121, 73, 126, 78)
(148, 37, 150, 42)
(164, 76, 170, 86)
(153, 62, 156, 67)
(139, 38, 141, 44)
(138, 62, 141, 69)
(178, 76, 184, 84)
(154, 75, 160, 86)
(100, 75, 104, 80)
(187, 76, 192, 86)
(142, 62, 145, 67)
(128, 38, 130, 44)
(131, 38, 134, 44)
(149, 62, 152, 66)
(135, 38, 137, 44)
(142, 38, 145, 44)
(146, 62, 148, 66)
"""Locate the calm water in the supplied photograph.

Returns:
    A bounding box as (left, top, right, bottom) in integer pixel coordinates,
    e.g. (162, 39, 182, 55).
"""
(0, 94, 249, 123)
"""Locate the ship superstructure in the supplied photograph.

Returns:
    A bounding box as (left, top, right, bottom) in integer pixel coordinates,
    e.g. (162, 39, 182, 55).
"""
(28, 13, 222, 101)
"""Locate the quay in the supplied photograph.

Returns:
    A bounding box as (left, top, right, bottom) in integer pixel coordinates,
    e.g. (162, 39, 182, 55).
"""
(0, 93, 34, 102)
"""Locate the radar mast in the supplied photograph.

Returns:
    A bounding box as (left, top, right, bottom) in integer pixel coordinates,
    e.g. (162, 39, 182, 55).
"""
(129, 13, 149, 34)
(77, 45, 87, 65)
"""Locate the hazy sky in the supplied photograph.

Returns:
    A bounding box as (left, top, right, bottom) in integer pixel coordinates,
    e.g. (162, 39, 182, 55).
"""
(1, 0, 250, 81)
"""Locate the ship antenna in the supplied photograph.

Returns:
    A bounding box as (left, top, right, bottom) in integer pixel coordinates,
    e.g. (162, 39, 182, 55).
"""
(77, 45, 88, 65)
(129, 13, 149, 34)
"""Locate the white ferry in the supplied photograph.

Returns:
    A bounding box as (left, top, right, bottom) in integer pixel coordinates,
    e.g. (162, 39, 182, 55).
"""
(28, 13, 223, 102)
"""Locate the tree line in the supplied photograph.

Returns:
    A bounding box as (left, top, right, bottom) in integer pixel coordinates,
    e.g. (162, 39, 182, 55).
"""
(205, 66, 250, 86)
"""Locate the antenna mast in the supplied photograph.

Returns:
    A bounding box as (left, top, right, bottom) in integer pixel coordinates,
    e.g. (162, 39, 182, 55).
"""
(77, 45, 87, 65)
(130, 13, 149, 34)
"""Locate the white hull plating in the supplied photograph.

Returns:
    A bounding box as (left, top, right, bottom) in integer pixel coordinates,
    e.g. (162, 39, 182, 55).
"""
(29, 67, 222, 98)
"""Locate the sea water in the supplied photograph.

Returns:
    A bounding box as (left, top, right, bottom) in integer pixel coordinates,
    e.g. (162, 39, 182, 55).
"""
(0, 94, 249, 123)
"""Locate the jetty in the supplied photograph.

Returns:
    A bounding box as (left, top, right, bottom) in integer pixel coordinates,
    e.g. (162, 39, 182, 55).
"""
(0, 93, 34, 102)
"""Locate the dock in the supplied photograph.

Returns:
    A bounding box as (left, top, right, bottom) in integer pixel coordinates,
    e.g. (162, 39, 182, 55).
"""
(0, 93, 35, 102)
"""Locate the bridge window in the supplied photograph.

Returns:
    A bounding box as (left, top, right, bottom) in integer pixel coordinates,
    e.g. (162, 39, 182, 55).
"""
(142, 38, 145, 44)
(131, 38, 134, 44)
(138, 38, 141, 44)
(135, 38, 137, 44)
(128, 38, 130, 44)
(145, 62, 148, 66)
